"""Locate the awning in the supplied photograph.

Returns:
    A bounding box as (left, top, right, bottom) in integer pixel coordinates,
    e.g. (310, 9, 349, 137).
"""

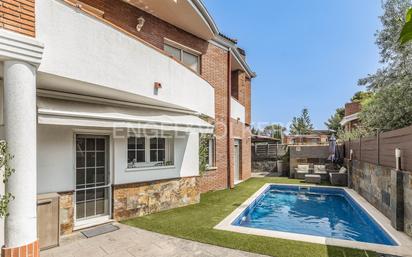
(340, 113, 360, 126)
(37, 97, 214, 133)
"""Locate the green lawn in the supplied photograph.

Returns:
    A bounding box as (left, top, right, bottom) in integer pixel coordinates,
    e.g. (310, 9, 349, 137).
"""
(123, 177, 377, 257)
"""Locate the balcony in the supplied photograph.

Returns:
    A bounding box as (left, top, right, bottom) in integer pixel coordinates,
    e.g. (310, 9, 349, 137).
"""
(35, 0, 215, 117)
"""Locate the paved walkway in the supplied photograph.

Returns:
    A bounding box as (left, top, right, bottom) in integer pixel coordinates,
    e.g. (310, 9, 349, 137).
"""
(41, 223, 267, 257)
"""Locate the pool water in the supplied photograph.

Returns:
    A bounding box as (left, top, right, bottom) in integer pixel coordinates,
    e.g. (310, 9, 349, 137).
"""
(233, 185, 397, 246)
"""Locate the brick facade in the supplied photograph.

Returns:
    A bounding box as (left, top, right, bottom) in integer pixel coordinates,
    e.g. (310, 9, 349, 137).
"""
(0, 0, 35, 37)
(63, 0, 252, 192)
(1, 240, 39, 257)
(232, 119, 252, 181)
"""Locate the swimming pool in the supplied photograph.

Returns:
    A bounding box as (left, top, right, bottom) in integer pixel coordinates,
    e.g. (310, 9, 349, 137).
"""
(231, 185, 397, 246)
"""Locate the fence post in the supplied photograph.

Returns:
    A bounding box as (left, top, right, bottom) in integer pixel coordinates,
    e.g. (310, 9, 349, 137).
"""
(359, 136, 362, 162)
(377, 132, 380, 165)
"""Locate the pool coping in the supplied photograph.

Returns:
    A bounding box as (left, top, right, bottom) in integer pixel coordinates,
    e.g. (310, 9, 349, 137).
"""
(214, 183, 412, 256)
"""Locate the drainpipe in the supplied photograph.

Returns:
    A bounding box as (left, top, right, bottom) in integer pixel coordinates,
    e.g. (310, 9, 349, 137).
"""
(227, 49, 233, 189)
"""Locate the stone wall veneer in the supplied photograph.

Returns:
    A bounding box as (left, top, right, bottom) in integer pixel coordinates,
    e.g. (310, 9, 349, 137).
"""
(347, 159, 412, 237)
(59, 192, 74, 235)
(113, 177, 200, 221)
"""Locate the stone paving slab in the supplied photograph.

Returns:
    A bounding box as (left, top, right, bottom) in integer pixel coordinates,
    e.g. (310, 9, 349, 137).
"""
(41, 223, 267, 257)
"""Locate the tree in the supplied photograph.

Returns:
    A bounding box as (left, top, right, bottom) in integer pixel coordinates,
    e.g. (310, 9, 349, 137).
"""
(351, 91, 373, 103)
(290, 108, 314, 135)
(358, 0, 412, 132)
(325, 107, 345, 132)
(263, 124, 286, 139)
(359, 0, 412, 91)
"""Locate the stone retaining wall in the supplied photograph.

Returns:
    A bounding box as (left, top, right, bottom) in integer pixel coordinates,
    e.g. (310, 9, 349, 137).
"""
(347, 159, 412, 237)
(113, 176, 200, 221)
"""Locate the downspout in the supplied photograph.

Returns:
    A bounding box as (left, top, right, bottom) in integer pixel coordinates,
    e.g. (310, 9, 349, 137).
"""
(227, 49, 233, 189)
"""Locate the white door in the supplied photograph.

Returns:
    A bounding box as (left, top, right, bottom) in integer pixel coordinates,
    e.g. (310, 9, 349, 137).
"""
(234, 140, 241, 183)
(75, 135, 111, 225)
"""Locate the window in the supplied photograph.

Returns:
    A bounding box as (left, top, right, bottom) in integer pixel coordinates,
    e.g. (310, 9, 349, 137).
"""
(164, 42, 200, 73)
(127, 136, 174, 169)
(128, 137, 145, 166)
(204, 137, 216, 168)
(150, 138, 165, 163)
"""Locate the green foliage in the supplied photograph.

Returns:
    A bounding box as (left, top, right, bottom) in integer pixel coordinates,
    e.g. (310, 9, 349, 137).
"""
(0, 141, 15, 218)
(357, 0, 412, 132)
(400, 8, 412, 44)
(263, 124, 286, 139)
(350, 91, 373, 103)
(290, 108, 314, 135)
(360, 83, 412, 131)
(324, 108, 345, 132)
(199, 134, 212, 174)
(337, 127, 371, 141)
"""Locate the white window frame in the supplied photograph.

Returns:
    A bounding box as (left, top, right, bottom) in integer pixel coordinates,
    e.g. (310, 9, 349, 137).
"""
(127, 134, 174, 169)
(207, 137, 217, 170)
(164, 38, 201, 73)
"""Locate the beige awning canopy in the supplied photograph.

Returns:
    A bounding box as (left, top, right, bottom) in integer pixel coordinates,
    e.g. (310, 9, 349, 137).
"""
(37, 97, 214, 133)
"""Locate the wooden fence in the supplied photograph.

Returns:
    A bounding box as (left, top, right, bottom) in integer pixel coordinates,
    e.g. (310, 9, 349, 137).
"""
(252, 143, 287, 161)
(344, 125, 412, 171)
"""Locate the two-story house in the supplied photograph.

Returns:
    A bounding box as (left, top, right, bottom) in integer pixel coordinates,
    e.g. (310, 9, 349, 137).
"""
(0, 0, 255, 255)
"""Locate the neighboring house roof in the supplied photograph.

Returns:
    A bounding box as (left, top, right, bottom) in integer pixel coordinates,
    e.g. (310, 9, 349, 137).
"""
(252, 135, 281, 143)
(340, 112, 360, 126)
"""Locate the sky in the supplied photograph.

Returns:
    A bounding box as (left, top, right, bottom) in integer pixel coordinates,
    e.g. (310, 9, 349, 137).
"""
(202, 0, 383, 130)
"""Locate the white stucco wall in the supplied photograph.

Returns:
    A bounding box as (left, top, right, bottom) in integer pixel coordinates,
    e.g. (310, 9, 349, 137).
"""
(37, 125, 200, 194)
(231, 97, 246, 123)
(37, 125, 75, 193)
(36, 0, 215, 118)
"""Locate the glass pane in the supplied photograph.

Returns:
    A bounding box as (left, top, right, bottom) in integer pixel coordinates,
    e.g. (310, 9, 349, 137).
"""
(137, 150, 145, 162)
(76, 169, 85, 185)
(96, 139, 105, 151)
(86, 200, 95, 217)
(158, 138, 165, 149)
(76, 202, 85, 219)
(150, 150, 157, 162)
(128, 151, 136, 163)
(96, 168, 105, 184)
(76, 138, 85, 151)
(76, 152, 85, 168)
(86, 168, 95, 185)
(158, 150, 165, 162)
(150, 138, 157, 150)
(128, 137, 136, 150)
(96, 199, 105, 215)
(76, 190, 85, 203)
(86, 152, 96, 167)
(164, 44, 181, 60)
(86, 189, 95, 201)
(136, 137, 145, 149)
(96, 152, 105, 167)
(182, 51, 199, 72)
(86, 138, 95, 151)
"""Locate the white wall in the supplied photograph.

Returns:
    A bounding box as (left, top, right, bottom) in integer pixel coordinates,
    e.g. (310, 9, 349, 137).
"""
(37, 126, 200, 194)
(37, 125, 75, 194)
(36, 0, 215, 118)
(231, 97, 246, 123)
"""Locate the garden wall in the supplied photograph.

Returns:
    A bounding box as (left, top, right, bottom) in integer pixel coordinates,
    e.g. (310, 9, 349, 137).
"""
(346, 159, 412, 237)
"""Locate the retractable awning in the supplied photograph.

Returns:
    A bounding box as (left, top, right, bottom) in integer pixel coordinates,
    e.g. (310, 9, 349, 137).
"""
(37, 97, 214, 133)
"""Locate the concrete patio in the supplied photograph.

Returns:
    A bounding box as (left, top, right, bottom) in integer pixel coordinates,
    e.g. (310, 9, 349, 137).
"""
(41, 223, 267, 257)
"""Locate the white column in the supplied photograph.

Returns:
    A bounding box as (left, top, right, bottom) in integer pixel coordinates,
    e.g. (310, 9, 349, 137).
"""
(3, 60, 37, 248)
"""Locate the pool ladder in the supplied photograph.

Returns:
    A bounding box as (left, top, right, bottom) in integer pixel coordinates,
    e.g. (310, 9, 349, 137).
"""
(298, 186, 310, 192)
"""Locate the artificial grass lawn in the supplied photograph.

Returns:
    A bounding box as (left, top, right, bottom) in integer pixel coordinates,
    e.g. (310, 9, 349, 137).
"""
(123, 177, 377, 257)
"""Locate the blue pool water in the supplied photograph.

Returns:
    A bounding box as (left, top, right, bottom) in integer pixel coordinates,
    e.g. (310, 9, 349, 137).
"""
(233, 185, 397, 246)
